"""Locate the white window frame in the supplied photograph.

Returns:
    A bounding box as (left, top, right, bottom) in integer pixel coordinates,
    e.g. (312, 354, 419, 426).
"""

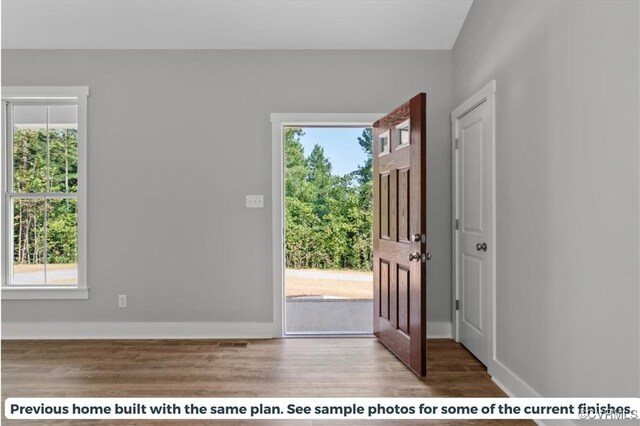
(378, 130, 390, 156)
(1, 86, 89, 300)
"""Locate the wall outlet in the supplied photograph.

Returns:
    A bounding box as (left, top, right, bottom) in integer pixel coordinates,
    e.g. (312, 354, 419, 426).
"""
(246, 194, 264, 208)
(118, 294, 127, 308)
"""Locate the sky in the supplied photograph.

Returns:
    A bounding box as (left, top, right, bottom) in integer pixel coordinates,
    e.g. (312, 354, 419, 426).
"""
(296, 127, 370, 176)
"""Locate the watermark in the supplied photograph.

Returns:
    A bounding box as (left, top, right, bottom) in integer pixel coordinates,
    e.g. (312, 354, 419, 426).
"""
(577, 403, 639, 420)
(5, 397, 640, 420)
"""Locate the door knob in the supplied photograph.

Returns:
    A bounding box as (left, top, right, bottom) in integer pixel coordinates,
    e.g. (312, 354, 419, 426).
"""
(423, 252, 432, 261)
(408, 252, 421, 261)
(412, 233, 421, 242)
(476, 242, 487, 252)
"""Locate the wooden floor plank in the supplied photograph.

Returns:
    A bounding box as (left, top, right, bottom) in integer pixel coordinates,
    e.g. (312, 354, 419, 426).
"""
(2, 338, 533, 425)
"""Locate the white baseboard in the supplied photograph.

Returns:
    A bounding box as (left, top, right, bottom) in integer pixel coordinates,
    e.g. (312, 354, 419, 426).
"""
(3, 321, 452, 340)
(531, 421, 577, 426)
(490, 361, 575, 426)
(490, 360, 541, 398)
(427, 321, 452, 338)
(1, 321, 277, 339)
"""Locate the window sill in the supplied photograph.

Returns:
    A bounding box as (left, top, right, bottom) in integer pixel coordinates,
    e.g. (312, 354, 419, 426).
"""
(1, 286, 89, 300)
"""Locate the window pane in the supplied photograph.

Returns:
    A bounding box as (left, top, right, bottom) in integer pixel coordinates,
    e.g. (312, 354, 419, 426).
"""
(380, 135, 389, 154)
(12, 106, 47, 193)
(49, 128, 79, 193)
(12, 198, 45, 284)
(48, 105, 78, 193)
(48, 104, 77, 129)
(46, 198, 78, 284)
(399, 127, 410, 145)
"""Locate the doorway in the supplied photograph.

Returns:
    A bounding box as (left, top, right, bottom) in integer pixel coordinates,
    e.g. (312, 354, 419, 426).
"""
(271, 94, 429, 378)
(283, 126, 373, 335)
(271, 114, 382, 336)
(452, 81, 496, 368)
(272, 93, 429, 377)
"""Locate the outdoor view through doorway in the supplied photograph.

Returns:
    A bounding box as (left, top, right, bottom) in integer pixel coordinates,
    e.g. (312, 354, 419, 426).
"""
(284, 126, 374, 334)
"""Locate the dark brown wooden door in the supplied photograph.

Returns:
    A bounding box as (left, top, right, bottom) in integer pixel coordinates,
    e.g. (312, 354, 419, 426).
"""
(373, 93, 427, 376)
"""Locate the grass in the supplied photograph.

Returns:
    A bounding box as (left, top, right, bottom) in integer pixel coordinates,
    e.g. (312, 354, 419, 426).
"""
(285, 268, 373, 299)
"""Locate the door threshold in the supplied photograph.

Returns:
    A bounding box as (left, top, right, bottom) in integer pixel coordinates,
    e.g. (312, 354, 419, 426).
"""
(284, 332, 373, 338)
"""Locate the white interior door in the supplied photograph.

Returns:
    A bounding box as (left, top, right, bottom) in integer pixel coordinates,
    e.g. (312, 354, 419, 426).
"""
(453, 93, 495, 366)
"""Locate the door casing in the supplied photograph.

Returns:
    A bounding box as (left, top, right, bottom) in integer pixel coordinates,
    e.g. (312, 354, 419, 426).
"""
(451, 81, 497, 369)
(270, 113, 383, 337)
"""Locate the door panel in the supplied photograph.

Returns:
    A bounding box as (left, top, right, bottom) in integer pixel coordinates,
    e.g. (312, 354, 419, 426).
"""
(380, 174, 390, 239)
(456, 101, 492, 365)
(398, 169, 410, 242)
(397, 266, 410, 335)
(373, 93, 427, 376)
(462, 118, 484, 233)
(380, 260, 390, 320)
(462, 253, 483, 332)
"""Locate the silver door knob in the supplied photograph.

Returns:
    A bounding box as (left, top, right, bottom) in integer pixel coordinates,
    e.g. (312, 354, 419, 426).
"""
(408, 252, 421, 261)
(476, 242, 487, 252)
(423, 252, 432, 261)
(412, 233, 421, 242)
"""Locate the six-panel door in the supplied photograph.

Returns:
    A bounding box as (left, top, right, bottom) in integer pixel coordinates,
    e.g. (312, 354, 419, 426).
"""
(373, 93, 427, 376)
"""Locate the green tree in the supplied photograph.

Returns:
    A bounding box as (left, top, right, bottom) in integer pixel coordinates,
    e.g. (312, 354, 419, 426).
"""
(306, 144, 334, 219)
(284, 127, 373, 271)
(307, 145, 332, 188)
(284, 128, 307, 199)
(355, 128, 373, 211)
(355, 128, 372, 185)
(12, 128, 78, 266)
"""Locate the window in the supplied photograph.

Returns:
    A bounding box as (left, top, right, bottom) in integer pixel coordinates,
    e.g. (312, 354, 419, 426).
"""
(2, 87, 88, 299)
(396, 119, 410, 148)
(379, 131, 390, 155)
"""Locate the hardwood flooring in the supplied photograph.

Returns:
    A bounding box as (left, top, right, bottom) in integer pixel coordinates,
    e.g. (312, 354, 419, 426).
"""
(2, 338, 533, 425)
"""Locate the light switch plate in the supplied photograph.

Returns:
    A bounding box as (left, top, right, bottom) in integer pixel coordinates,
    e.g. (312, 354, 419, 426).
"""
(246, 195, 264, 208)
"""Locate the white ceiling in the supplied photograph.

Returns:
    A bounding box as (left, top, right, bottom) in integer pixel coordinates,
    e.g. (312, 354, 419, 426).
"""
(2, 0, 473, 50)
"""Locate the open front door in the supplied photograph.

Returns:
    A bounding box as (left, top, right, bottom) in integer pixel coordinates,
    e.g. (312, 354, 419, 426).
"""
(373, 93, 427, 376)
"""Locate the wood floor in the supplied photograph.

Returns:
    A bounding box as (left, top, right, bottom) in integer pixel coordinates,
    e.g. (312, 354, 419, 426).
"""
(2, 338, 533, 425)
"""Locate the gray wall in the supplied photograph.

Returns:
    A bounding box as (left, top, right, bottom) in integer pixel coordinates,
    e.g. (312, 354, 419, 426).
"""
(453, 0, 639, 398)
(1, 50, 453, 326)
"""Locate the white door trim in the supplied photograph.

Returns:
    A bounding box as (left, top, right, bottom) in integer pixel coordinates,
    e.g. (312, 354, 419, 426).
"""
(451, 81, 496, 368)
(270, 113, 383, 337)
